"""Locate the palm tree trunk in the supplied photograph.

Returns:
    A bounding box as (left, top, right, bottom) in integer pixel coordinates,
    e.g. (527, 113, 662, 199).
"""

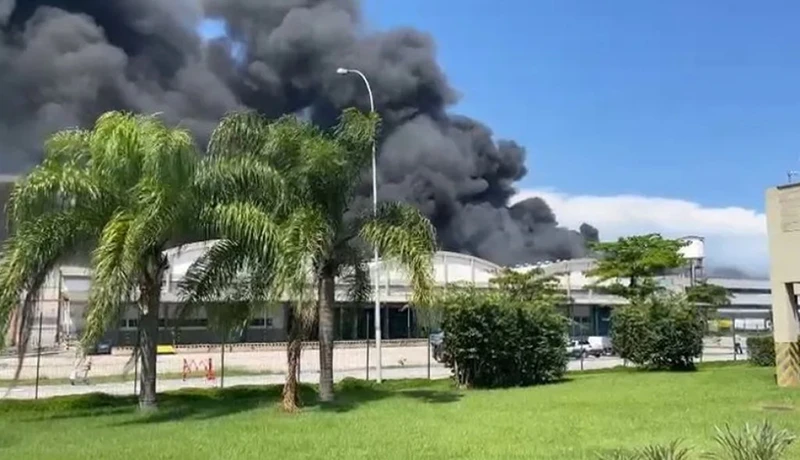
(282, 317, 303, 412)
(4, 304, 20, 348)
(137, 265, 162, 411)
(318, 272, 336, 402)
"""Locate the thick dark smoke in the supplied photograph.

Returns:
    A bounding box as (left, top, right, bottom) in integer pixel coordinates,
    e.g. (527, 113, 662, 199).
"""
(0, 0, 597, 266)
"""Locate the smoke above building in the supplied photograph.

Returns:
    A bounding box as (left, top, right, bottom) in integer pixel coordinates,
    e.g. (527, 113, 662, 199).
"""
(0, 0, 598, 266)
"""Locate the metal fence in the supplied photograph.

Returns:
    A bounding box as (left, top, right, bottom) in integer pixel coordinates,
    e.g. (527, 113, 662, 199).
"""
(0, 316, 769, 400)
(0, 337, 451, 400)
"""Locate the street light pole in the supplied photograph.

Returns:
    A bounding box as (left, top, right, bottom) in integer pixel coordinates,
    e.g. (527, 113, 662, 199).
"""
(336, 67, 382, 383)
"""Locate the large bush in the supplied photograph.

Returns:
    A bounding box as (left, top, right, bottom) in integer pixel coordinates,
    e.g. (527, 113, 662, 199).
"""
(438, 286, 568, 388)
(611, 293, 704, 370)
(747, 335, 776, 367)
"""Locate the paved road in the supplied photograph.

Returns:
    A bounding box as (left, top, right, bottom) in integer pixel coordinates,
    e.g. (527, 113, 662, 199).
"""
(0, 350, 746, 400)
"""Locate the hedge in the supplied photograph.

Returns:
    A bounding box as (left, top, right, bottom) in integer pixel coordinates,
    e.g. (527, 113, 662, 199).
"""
(438, 287, 568, 388)
(747, 335, 775, 367)
(611, 293, 704, 370)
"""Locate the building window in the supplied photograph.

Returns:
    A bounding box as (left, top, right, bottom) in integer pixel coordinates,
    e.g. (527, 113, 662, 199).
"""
(156, 318, 208, 329)
(727, 288, 770, 295)
(180, 318, 208, 328)
(119, 318, 138, 330)
(249, 318, 273, 328)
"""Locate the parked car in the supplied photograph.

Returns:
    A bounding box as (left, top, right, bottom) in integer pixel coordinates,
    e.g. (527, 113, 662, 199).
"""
(87, 340, 112, 356)
(586, 336, 613, 356)
(567, 338, 603, 358)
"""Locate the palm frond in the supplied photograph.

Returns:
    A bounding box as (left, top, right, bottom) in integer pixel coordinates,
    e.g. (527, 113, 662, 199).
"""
(6, 127, 100, 225)
(121, 116, 198, 261)
(194, 155, 293, 214)
(199, 202, 289, 264)
(88, 111, 147, 189)
(40, 129, 92, 167)
(139, 119, 196, 187)
(205, 301, 253, 341)
(333, 108, 381, 158)
(346, 260, 372, 306)
(207, 110, 271, 159)
(0, 266, 56, 395)
(359, 202, 437, 307)
(82, 211, 137, 349)
(277, 207, 330, 288)
(0, 209, 98, 341)
(0, 207, 99, 390)
(178, 239, 250, 307)
(334, 241, 372, 305)
(261, 115, 323, 174)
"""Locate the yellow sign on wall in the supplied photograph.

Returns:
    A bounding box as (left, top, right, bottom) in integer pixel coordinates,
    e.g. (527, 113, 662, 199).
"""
(156, 345, 176, 355)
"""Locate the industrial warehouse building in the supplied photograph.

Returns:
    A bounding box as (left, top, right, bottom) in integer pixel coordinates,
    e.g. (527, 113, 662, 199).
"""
(16, 236, 774, 348)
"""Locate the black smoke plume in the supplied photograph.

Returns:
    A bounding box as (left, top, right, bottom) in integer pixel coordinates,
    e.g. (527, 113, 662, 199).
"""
(0, 0, 597, 266)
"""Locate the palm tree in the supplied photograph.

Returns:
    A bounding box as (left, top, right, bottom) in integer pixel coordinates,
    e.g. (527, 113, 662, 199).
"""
(180, 108, 437, 406)
(0, 111, 262, 410)
(0, 112, 198, 409)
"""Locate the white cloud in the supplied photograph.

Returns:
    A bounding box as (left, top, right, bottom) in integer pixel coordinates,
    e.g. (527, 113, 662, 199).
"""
(511, 188, 768, 275)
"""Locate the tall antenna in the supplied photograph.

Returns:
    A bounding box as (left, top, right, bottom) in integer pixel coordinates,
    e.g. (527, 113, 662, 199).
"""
(788, 170, 799, 184)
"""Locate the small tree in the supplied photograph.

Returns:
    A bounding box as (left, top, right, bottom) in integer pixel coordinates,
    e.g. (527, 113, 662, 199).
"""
(489, 268, 566, 305)
(438, 269, 569, 388)
(686, 280, 731, 333)
(612, 293, 704, 370)
(588, 234, 686, 301)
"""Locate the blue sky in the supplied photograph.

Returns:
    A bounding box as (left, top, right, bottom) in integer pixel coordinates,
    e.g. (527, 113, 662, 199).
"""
(362, 0, 799, 212)
(202, 1, 799, 271)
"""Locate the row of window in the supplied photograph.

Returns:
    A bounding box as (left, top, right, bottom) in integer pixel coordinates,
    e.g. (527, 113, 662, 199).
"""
(119, 317, 274, 330)
(726, 288, 770, 295)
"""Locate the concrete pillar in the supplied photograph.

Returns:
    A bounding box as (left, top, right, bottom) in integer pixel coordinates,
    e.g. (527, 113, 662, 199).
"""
(766, 185, 800, 387)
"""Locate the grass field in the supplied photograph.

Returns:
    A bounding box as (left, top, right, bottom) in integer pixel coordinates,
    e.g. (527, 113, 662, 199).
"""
(0, 364, 798, 459)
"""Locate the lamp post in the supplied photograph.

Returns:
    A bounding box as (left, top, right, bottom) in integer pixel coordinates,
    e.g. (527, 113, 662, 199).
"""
(336, 67, 382, 383)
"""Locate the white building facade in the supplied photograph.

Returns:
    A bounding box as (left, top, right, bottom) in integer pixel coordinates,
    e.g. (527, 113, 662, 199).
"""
(20, 240, 773, 347)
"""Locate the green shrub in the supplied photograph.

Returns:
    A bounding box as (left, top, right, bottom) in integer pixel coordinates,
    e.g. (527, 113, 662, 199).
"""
(597, 421, 795, 460)
(611, 293, 704, 370)
(438, 287, 568, 388)
(596, 440, 692, 459)
(704, 420, 796, 460)
(747, 335, 775, 367)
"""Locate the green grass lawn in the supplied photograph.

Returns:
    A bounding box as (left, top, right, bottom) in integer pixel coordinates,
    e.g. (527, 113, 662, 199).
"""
(0, 364, 798, 459)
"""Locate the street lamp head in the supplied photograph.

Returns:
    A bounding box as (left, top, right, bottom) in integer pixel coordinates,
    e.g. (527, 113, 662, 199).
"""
(336, 67, 349, 75)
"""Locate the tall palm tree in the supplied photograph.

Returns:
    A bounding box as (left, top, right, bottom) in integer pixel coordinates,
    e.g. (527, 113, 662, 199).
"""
(180, 108, 437, 406)
(0, 112, 197, 409)
(0, 111, 269, 410)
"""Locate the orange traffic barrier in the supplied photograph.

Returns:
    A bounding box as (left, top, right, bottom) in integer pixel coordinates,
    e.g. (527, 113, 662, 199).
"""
(181, 357, 215, 382)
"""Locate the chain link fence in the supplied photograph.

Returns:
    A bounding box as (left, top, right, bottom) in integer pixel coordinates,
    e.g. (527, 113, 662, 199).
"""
(1, 309, 766, 400)
(0, 337, 452, 399)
